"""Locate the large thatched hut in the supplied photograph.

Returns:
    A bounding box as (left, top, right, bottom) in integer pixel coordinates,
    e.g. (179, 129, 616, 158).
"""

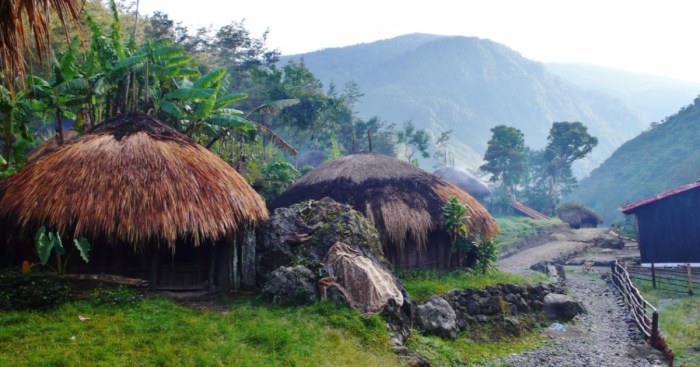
(433, 167, 491, 204)
(270, 153, 499, 270)
(0, 112, 268, 290)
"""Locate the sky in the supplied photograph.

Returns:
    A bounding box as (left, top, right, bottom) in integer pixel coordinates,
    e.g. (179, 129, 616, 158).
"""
(138, 0, 700, 83)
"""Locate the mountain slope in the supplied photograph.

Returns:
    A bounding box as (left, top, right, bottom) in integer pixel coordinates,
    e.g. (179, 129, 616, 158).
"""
(281, 34, 649, 174)
(568, 97, 700, 224)
(546, 63, 700, 125)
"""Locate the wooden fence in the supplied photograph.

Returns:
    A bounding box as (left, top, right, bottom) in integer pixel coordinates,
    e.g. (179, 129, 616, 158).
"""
(627, 264, 699, 295)
(610, 261, 674, 366)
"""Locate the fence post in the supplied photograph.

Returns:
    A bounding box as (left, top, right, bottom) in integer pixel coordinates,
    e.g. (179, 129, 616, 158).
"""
(651, 311, 659, 348)
(611, 261, 617, 287)
(651, 262, 656, 288)
(688, 264, 694, 296)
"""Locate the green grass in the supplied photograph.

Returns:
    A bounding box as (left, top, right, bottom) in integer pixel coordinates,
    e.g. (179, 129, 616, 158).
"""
(632, 280, 700, 366)
(405, 320, 546, 366)
(494, 215, 563, 250)
(399, 268, 548, 302)
(0, 295, 401, 367)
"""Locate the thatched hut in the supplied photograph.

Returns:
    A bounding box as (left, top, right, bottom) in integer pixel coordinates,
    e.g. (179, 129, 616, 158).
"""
(0, 112, 268, 290)
(556, 202, 602, 229)
(270, 153, 499, 270)
(433, 167, 491, 203)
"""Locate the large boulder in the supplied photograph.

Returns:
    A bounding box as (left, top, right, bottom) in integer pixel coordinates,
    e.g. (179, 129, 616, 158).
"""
(415, 295, 459, 339)
(544, 293, 585, 321)
(258, 197, 387, 279)
(259, 197, 414, 344)
(260, 265, 317, 305)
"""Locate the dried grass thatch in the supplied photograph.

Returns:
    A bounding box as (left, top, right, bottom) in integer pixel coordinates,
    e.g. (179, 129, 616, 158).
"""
(556, 201, 602, 229)
(0, 0, 84, 88)
(0, 112, 268, 250)
(270, 153, 499, 268)
(433, 167, 491, 203)
(26, 129, 78, 161)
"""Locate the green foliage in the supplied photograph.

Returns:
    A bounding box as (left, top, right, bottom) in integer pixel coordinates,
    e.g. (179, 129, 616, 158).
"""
(86, 285, 142, 306)
(443, 196, 471, 267)
(34, 226, 90, 275)
(260, 161, 300, 202)
(480, 125, 529, 195)
(0, 269, 73, 311)
(397, 120, 430, 163)
(569, 97, 700, 224)
(473, 239, 498, 274)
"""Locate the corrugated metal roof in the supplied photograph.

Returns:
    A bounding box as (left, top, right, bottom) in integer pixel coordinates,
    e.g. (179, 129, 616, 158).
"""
(620, 179, 700, 214)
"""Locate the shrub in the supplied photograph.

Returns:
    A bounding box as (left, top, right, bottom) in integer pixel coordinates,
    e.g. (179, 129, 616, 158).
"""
(0, 269, 73, 310)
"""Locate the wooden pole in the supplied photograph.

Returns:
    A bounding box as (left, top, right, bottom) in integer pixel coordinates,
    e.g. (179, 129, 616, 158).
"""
(651, 311, 659, 348)
(651, 262, 657, 288)
(367, 129, 372, 152)
(688, 264, 693, 296)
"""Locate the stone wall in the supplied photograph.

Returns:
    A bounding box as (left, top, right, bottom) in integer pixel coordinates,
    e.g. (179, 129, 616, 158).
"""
(415, 282, 567, 338)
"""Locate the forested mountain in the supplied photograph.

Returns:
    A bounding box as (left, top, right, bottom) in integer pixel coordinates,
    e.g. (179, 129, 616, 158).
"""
(546, 63, 700, 125)
(567, 97, 700, 224)
(280, 34, 652, 174)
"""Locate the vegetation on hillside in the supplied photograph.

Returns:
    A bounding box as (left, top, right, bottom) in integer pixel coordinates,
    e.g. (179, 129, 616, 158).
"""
(568, 96, 700, 224)
(286, 34, 648, 173)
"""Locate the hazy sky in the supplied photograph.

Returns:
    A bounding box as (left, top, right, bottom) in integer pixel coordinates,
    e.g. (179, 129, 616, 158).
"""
(138, 0, 700, 83)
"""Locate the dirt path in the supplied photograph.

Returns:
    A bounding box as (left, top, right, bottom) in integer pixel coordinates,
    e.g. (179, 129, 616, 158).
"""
(486, 227, 666, 367)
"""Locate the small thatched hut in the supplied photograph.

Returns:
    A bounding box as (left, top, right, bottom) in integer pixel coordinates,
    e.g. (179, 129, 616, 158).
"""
(0, 112, 268, 290)
(270, 153, 499, 270)
(556, 202, 602, 229)
(433, 167, 491, 203)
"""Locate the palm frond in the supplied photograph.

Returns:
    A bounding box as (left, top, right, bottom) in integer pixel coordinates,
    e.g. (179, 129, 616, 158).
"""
(257, 124, 297, 156)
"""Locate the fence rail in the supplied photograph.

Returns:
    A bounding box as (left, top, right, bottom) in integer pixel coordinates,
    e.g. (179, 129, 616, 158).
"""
(610, 261, 673, 366)
(627, 264, 699, 295)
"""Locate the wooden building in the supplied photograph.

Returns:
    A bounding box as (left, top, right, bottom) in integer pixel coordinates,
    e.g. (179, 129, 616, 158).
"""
(621, 180, 700, 264)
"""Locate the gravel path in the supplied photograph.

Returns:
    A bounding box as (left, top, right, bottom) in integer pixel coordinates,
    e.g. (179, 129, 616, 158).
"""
(485, 228, 666, 367)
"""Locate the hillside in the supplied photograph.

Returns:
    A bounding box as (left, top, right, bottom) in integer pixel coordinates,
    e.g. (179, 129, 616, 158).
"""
(281, 34, 650, 174)
(567, 97, 700, 224)
(546, 63, 700, 124)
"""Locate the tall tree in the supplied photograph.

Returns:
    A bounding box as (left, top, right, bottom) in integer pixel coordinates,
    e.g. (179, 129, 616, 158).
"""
(479, 125, 528, 195)
(397, 120, 430, 164)
(540, 121, 598, 213)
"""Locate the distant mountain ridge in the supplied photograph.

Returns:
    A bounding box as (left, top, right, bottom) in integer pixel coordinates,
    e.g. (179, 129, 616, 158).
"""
(280, 33, 695, 174)
(567, 97, 700, 224)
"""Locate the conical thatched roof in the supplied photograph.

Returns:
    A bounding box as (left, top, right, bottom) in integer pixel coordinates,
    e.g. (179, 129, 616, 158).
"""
(270, 153, 499, 253)
(0, 112, 268, 249)
(433, 167, 491, 203)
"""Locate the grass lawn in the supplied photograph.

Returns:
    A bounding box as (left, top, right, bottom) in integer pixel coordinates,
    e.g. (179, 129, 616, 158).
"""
(494, 215, 563, 250)
(0, 294, 400, 367)
(399, 268, 549, 303)
(632, 280, 700, 367)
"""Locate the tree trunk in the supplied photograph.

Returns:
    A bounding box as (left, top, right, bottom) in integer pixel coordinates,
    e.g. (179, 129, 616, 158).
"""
(55, 108, 64, 145)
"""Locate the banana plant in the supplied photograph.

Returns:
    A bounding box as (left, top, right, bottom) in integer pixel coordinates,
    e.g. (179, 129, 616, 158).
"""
(0, 85, 41, 168)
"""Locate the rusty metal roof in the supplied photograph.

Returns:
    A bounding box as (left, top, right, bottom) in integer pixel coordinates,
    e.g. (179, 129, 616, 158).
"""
(620, 179, 700, 214)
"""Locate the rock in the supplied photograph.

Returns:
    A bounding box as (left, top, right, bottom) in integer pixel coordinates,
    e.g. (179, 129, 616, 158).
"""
(544, 293, 585, 321)
(595, 235, 625, 250)
(260, 265, 318, 305)
(258, 197, 387, 280)
(415, 296, 459, 339)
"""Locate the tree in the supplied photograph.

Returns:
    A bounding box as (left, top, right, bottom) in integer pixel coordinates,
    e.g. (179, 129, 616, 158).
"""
(433, 129, 452, 169)
(396, 120, 430, 164)
(479, 125, 528, 195)
(540, 121, 598, 213)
